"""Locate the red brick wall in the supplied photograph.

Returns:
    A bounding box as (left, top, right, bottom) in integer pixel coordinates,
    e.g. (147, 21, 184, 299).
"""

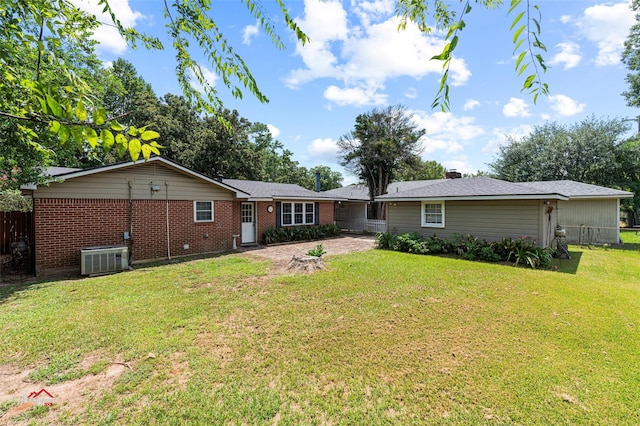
(34, 198, 237, 275)
(256, 201, 277, 241)
(318, 201, 334, 225)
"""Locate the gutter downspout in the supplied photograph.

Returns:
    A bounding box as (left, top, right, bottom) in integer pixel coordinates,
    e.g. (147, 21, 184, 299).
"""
(128, 181, 134, 265)
(165, 182, 171, 260)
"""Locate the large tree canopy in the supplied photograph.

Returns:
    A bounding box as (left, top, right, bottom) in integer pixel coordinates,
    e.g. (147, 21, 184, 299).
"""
(397, 157, 447, 181)
(622, 0, 640, 108)
(338, 105, 425, 218)
(0, 0, 548, 163)
(489, 117, 632, 186)
(489, 116, 640, 223)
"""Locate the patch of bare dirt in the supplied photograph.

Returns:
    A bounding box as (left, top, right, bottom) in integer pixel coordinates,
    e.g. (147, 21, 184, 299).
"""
(237, 235, 376, 274)
(0, 354, 128, 425)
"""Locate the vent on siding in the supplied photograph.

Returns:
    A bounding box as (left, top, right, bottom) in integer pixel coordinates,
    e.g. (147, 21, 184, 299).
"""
(80, 246, 129, 275)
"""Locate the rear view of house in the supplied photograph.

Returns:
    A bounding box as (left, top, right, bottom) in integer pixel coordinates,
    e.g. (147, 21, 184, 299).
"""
(23, 157, 346, 277)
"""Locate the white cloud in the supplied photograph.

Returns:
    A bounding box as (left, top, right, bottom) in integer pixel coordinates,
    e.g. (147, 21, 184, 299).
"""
(482, 125, 533, 154)
(286, 0, 471, 105)
(352, 0, 395, 27)
(404, 88, 418, 99)
(71, 0, 144, 55)
(560, 15, 572, 24)
(266, 124, 280, 138)
(549, 42, 582, 69)
(410, 110, 484, 155)
(308, 138, 340, 160)
(188, 64, 218, 94)
(502, 97, 531, 118)
(548, 94, 586, 116)
(463, 99, 480, 111)
(576, 1, 634, 66)
(242, 22, 259, 45)
(324, 85, 387, 107)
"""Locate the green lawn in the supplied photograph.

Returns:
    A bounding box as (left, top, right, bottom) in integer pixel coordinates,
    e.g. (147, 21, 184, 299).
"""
(1, 242, 639, 424)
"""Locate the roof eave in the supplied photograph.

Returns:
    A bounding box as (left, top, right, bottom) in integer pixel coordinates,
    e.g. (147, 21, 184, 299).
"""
(566, 194, 634, 199)
(376, 194, 570, 202)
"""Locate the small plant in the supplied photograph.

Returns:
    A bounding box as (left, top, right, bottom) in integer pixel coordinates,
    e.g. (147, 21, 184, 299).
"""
(479, 246, 501, 262)
(306, 244, 327, 257)
(375, 232, 396, 250)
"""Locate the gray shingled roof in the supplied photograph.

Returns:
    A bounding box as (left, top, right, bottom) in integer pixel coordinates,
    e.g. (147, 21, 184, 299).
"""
(44, 166, 82, 177)
(373, 177, 634, 201)
(376, 177, 568, 200)
(223, 179, 344, 200)
(519, 180, 633, 198)
(323, 184, 369, 200)
(323, 180, 444, 201)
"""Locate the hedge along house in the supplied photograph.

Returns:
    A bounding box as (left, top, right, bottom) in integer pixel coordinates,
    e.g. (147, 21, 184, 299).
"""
(376, 177, 633, 247)
(220, 179, 343, 244)
(25, 157, 250, 276)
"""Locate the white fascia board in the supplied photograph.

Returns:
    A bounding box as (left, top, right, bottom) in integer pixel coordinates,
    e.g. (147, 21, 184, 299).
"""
(567, 194, 634, 200)
(376, 194, 570, 202)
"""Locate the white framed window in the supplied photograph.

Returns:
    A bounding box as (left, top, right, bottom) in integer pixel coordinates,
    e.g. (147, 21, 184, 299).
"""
(421, 201, 444, 228)
(194, 201, 214, 222)
(281, 202, 315, 226)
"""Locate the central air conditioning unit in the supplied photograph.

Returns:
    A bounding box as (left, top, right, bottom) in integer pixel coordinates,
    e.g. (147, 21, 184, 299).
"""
(80, 246, 129, 275)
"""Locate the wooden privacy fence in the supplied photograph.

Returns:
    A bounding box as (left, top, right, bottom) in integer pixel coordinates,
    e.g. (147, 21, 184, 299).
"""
(1, 211, 33, 254)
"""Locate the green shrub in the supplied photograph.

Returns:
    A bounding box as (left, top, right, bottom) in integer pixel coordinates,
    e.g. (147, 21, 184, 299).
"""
(375, 232, 396, 250)
(306, 244, 327, 257)
(393, 233, 427, 254)
(424, 235, 445, 254)
(374, 232, 553, 270)
(479, 246, 501, 262)
(261, 224, 341, 245)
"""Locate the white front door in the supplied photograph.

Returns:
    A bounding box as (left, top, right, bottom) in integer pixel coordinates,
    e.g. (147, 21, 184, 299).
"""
(241, 202, 256, 244)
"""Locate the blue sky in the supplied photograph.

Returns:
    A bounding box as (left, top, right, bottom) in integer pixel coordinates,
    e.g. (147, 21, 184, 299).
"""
(75, 0, 637, 184)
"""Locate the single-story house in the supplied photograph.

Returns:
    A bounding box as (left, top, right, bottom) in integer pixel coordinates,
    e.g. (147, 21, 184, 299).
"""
(328, 177, 633, 247)
(375, 177, 633, 247)
(22, 157, 343, 276)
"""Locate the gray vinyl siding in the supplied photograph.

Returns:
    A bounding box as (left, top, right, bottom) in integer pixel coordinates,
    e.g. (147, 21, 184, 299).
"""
(387, 200, 541, 243)
(35, 162, 233, 201)
(556, 199, 619, 244)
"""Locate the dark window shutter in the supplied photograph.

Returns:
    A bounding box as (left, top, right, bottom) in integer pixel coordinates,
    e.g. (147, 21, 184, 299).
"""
(314, 202, 319, 225)
(276, 202, 281, 228)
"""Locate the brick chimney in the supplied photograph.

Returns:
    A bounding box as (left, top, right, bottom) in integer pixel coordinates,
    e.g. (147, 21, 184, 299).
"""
(446, 170, 462, 179)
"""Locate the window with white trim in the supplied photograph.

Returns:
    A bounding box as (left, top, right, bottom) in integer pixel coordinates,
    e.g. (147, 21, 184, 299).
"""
(194, 201, 214, 222)
(421, 201, 444, 228)
(281, 202, 315, 226)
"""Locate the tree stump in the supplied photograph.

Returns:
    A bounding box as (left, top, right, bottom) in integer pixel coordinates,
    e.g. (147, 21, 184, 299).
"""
(287, 255, 326, 273)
